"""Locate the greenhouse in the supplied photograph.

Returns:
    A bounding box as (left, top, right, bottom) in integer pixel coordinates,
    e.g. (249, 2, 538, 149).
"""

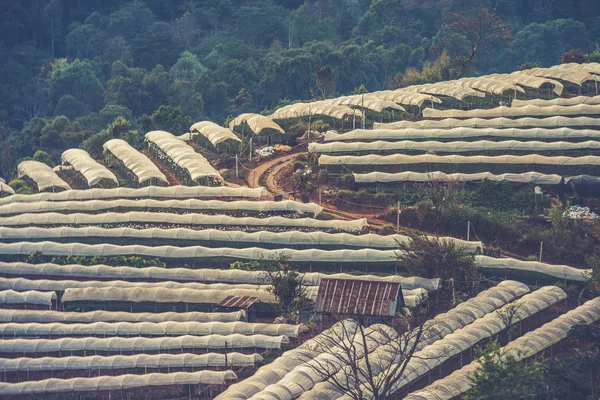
(145, 130, 222, 185)
(0, 309, 245, 323)
(0, 185, 266, 206)
(319, 153, 600, 175)
(240, 281, 529, 400)
(489, 72, 563, 96)
(367, 91, 442, 108)
(401, 83, 485, 101)
(0, 228, 482, 252)
(0, 242, 398, 271)
(0, 213, 366, 233)
(517, 66, 597, 86)
(354, 171, 564, 186)
(324, 127, 600, 142)
(0, 334, 290, 355)
(404, 296, 600, 400)
(374, 116, 600, 130)
(0, 262, 442, 291)
(310, 139, 600, 156)
(16, 161, 71, 193)
(0, 290, 56, 308)
(455, 77, 525, 96)
(61, 149, 119, 188)
(327, 96, 406, 113)
(229, 113, 285, 135)
(0, 198, 324, 217)
(269, 100, 363, 122)
(0, 321, 307, 339)
(476, 255, 591, 282)
(0, 370, 237, 397)
(371, 286, 567, 399)
(189, 121, 241, 153)
(423, 104, 600, 119)
(0, 353, 261, 378)
(103, 139, 168, 186)
(216, 320, 361, 400)
(512, 95, 600, 108)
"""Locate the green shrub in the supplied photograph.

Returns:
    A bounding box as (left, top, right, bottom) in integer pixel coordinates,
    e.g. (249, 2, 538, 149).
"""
(340, 173, 355, 188)
(292, 160, 305, 171)
(379, 224, 397, 235)
(311, 119, 330, 132)
(8, 179, 33, 194)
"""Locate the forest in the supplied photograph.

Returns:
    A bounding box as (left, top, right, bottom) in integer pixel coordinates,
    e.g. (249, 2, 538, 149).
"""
(1, 0, 600, 179)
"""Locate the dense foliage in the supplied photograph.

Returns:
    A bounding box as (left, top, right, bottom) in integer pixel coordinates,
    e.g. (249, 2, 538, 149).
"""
(1, 0, 600, 178)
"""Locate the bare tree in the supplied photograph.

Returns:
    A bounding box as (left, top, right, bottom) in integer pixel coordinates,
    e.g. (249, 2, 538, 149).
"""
(496, 302, 522, 343)
(17, 78, 48, 122)
(298, 313, 442, 400)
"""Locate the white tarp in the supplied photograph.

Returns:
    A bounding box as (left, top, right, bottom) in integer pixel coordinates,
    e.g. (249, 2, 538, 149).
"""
(0, 198, 323, 217)
(0, 228, 481, 252)
(0, 321, 307, 338)
(17, 161, 71, 192)
(0, 262, 443, 291)
(354, 171, 564, 185)
(0, 185, 266, 206)
(0, 290, 56, 306)
(0, 370, 237, 395)
(423, 104, 600, 119)
(229, 114, 285, 135)
(145, 130, 222, 182)
(310, 140, 600, 154)
(512, 95, 600, 108)
(190, 121, 241, 146)
(0, 213, 365, 232)
(319, 154, 600, 167)
(324, 127, 600, 142)
(0, 242, 397, 264)
(61, 149, 118, 187)
(0, 309, 245, 323)
(103, 139, 168, 185)
(0, 353, 261, 372)
(404, 296, 600, 400)
(476, 255, 591, 282)
(374, 117, 600, 130)
(0, 334, 290, 354)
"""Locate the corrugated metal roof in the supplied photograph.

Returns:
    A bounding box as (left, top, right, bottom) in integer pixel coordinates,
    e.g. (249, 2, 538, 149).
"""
(314, 279, 401, 317)
(217, 295, 259, 309)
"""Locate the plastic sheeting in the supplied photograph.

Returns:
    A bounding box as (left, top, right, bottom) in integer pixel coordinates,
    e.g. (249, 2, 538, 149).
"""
(512, 95, 600, 108)
(0, 198, 323, 217)
(0, 370, 237, 395)
(404, 296, 600, 400)
(327, 96, 406, 113)
(367, 286, 567, 399)
(310, 140, 600, 154)
(269, 101, 363, 121)
(0, 263, 443, 291)
(0, 353, 262, 372)
(229, 113, 285, 135)
(374, 117, 600, 130)
(0, 290, 56, 306)
(423, 104, 600, 119)
(145, 130, 222, 182)
(401, 84, 484, 101)
(354, 171, 564, 185)
(489, 73, 563, 96)
(455, 77, 525, 96)
(476, 255, 591, 282)
(0, 334, 290, 354)
(285, 281, 531, 400)
(0, 185, 266, 206)
(367, 91, 442, 107)
(516, 66, 597, 86)
(190, 121, 241, 146)
(0, 321, 307, 339)
(0, 309, 245, 323)
(103, 139, 168, 185)
(61, 149, 118, 187)
(324, 127, 600, 142)
(0, 242, 396, 264)
(17, 161, 71, 192)
(0, 181, 14, 196)
(0, 213, 365, 232)
(319, 154, 600, 167)
(0, 229, 481, 252)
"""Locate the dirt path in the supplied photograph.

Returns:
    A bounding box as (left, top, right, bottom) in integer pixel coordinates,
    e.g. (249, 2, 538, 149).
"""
(246, 153, 298, 191)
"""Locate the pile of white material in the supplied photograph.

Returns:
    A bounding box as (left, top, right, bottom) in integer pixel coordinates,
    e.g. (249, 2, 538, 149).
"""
(566, 205, 599, 219)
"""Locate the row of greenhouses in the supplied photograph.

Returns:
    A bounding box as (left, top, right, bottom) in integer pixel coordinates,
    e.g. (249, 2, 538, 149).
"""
(0, 198, 324, 217)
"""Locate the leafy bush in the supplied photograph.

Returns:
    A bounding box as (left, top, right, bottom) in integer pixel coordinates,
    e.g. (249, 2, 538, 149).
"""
(378, 224, 396, 235)
(8, 179, 33, 194)
(340, 173, 355, 188)
(49, 255, 166, 268)
(317, 170, 328, 184)
(292, 160, 305, 171)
